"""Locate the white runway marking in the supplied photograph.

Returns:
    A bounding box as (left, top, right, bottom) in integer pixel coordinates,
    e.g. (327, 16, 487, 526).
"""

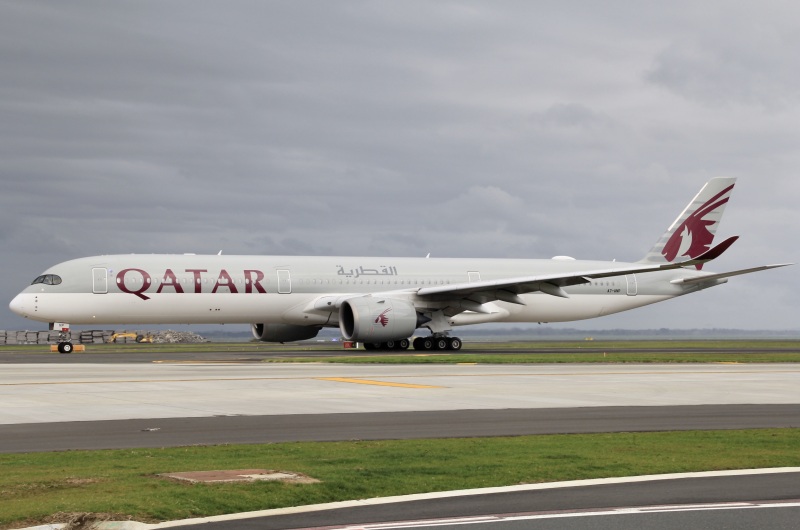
(334, 501, 800, 529)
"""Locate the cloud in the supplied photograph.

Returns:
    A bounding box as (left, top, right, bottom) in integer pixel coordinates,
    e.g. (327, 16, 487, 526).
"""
(1, 1, 797, 331)
(645, 5, 800, 110)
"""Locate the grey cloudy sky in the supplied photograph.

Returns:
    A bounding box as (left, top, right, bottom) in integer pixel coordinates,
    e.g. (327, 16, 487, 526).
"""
(1, 1, 797, 331)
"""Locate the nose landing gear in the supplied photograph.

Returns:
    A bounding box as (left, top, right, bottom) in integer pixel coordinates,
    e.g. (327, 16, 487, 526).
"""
(50, 322, 73, 354)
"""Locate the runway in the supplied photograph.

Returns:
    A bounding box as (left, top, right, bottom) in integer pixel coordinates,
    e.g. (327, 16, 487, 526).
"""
(2, 354, 799, 529)
(2, 361, 799, 424)
(1, 361, 799, 451)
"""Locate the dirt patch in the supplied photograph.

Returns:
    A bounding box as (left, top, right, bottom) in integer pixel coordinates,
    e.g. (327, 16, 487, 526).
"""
(44, 512, 133, 529)
(159, 469, 320, 484)
(2, 477, 103, 498)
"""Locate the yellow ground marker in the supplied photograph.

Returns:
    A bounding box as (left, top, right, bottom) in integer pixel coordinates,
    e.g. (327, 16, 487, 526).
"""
(316, 377, 443, 389)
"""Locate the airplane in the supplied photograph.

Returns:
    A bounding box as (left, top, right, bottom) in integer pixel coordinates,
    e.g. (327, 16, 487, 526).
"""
(9, 177, 791, 354)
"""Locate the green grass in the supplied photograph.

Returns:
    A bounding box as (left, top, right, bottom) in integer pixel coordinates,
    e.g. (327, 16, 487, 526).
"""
(3, 340, 800, 363)
(2, 429, 799, 528)
(264, 352, 800, 363)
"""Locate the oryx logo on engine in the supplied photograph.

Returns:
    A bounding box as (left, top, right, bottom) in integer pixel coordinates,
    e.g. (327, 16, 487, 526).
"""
(375, 308, 391, 327)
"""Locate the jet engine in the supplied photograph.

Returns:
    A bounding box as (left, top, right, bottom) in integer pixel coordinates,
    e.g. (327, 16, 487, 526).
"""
(339, 296, 420, 342)
(251, 323, 321, 343)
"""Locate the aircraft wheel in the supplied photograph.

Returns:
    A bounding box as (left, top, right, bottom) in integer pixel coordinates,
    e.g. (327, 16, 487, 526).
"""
(363, 342, 377, 351)
(416, 338, 434, 350)
(448, 337, 462, 351)
(434, 337, 449, 350)
(385, 340, 396, 350)
(58, 342, 73, 354)
(398, 338, 410, 350)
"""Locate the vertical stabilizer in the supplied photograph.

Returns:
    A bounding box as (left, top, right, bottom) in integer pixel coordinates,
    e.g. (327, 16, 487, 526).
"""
(639, 177, 736, 269)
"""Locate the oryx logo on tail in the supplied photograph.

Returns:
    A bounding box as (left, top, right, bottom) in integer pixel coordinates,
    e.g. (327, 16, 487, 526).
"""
(661, 183, 734, 269)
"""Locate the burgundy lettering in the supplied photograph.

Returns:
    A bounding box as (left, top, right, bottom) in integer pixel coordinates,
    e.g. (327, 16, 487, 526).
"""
(186, 269, 207, 294)
(211, 269, 238, 294)
(244, 269, 267, 293)
(116, 269, 151, 300)
(117, 266, 268, 298)
(156, 269, 184, 294)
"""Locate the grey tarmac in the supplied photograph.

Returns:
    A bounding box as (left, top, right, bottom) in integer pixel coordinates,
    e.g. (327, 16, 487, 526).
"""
(2, 361, 798, 425)
(1, 404, 799, 453)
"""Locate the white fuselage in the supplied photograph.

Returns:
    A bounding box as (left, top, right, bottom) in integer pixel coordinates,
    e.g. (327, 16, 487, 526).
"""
(9, 254, 706, 328)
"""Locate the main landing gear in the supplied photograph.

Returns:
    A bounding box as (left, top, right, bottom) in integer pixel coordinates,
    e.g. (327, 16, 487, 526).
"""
(363, 336, 463, 351)
(413, 336, 462, 351)
(363, 338, 410, 351)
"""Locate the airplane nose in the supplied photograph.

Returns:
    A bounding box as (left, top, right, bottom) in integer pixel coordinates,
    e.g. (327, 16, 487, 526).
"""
(9, 294, 27, 317)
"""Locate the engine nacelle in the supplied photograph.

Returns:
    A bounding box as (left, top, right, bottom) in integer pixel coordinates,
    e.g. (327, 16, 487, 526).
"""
(251, 323, 321, 343)
(339, 296, 419, 342)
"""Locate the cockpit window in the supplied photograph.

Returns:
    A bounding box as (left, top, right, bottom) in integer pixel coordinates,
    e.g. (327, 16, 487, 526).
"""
(31, 274, 62, 286)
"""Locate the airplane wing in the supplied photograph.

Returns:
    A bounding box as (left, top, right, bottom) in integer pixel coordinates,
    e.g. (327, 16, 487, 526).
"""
(415, 236, 743, 309)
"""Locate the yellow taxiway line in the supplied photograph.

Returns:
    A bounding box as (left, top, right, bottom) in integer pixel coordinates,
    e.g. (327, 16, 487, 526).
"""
(316, 377, 443, 389)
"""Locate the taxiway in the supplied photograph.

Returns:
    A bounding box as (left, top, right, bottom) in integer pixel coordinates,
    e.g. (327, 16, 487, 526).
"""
(1, 361, 798, 425)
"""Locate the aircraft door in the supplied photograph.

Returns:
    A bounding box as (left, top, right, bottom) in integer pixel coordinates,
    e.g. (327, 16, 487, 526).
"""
(277, 270, 291, 294)
(468, 271, 481, 282)
(625, 274, 637, 296)
(92, 267, 108, 294)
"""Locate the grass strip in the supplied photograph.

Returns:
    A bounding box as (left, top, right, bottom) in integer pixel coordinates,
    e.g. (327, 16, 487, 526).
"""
(263, 352, 800, 363)
(2, 429, 799, 528)
(3, 340, 800, 363)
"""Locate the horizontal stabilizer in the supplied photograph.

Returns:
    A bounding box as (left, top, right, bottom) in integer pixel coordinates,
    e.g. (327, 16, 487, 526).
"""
(671, 263, 793, 285)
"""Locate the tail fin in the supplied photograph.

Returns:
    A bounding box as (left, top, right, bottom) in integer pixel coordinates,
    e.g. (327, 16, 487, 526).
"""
(639, 177, 736, 269)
